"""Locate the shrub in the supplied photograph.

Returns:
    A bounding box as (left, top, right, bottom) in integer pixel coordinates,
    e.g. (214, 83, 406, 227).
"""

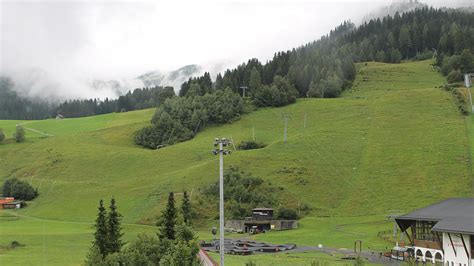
(0, 128, 5, 143)
(203, 167, 277, 219)
(277, 207, 298, 220)
(447, 69, 463, 83)
(13, 125, 25, 143)
(237, 140, 266, 150)
(10, 241, 24, 248)
(1, 177, 38, 200)
(451, 88, 469, 115)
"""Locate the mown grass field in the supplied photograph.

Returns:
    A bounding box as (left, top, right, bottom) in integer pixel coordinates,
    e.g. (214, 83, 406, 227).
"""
(0, 60, 472, 265)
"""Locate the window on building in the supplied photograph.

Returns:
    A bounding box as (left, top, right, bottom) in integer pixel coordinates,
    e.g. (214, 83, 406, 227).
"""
(414, 221, 440, 241)
(471, 235, 474, 256)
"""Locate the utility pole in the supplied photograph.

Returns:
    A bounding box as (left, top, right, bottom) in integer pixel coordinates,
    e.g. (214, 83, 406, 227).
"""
(283, 115, 289, 143)
(238, 86, 248, 98)
(213, 138, 231, 266)
(252, 127, 255, 141)
(387, 212, 401, 244)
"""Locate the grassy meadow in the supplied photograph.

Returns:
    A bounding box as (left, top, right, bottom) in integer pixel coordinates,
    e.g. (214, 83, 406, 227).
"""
(0, 60, 472, 265)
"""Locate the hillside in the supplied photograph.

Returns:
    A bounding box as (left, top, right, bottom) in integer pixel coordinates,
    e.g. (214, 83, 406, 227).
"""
(0, 60, 473, 265)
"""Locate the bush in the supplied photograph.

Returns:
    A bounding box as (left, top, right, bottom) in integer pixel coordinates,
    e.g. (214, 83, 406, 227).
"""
(451, 88, 469, 115)
(277, 207, 298, 220)
(10, 241, 24, 248)
(13, 125, 25, 143)
(447, 69, 463, 83)
(237, 140, 266, 150)
(1, 177, 38, 200)
(203, 167, 277, 219)
(0, 128, 5, 143)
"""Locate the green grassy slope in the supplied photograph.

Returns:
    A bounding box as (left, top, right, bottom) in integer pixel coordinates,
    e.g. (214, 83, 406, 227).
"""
(0, 60, 472, 265)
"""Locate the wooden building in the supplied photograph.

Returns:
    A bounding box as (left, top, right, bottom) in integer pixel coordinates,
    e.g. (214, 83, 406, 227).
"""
(226, 207, 297, 234)
(395, 198, 474, 265)
(0, 197, 21, 209)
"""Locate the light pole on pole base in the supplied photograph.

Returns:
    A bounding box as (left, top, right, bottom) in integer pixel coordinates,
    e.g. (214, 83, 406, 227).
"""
(213, 138, 232, 266)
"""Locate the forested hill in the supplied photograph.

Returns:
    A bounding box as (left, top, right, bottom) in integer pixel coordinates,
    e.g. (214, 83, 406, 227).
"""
(181, 7, 473, 99)
(1, 7, 473, 121)
(0, 77, 55, 120)
(0, 79, 175, 119)
(135, 7, 474, 149)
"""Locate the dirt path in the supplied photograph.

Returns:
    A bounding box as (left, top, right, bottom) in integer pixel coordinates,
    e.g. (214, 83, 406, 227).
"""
(16, 122, 54, 137)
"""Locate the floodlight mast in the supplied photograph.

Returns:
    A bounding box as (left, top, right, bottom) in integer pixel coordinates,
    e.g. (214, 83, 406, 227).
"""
(213, 138, 232, 266)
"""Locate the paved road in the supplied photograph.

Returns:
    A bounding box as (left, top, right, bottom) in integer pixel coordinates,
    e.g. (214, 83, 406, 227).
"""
(204, 237, 402, 265)
(288, 245, 402, 265)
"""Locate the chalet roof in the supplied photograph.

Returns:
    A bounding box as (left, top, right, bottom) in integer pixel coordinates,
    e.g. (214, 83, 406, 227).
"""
(2, 201, 21, 205)
(252, 207, 274, 211)
(395, 198, 474, 234)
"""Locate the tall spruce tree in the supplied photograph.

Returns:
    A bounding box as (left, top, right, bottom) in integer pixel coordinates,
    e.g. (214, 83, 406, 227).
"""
(93, 199, 109, 257)
(159, 192, 177, 240)
(107, 197, 124, 253)
(182, 191, 192, 225)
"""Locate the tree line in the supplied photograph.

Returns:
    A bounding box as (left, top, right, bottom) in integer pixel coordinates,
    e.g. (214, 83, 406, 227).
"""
(182, 7, 473, 100)
(0, 77, 55, 120)
(56, 86, 175, 118)
(0, 78, 175, 120)
(86, 192, 199, 265)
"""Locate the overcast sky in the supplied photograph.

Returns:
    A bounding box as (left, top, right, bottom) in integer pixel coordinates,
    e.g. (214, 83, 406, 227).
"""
(0, 0, 471, 99)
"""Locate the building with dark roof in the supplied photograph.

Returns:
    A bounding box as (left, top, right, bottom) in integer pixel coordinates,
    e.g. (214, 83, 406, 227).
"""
(225, 207, 297, 234)
(395, 198, 474, 265)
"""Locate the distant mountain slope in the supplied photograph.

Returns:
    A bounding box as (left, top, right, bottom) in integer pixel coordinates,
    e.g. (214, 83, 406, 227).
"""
(137, 64, 202, 89)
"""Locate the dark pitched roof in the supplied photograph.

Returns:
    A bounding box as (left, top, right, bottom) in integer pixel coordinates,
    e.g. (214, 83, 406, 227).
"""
(252, 207, 274, 211)
(396, 198, 474, 234)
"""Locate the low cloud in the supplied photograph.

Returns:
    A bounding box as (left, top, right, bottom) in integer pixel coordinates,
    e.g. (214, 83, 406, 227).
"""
(1, 0, 471, 101)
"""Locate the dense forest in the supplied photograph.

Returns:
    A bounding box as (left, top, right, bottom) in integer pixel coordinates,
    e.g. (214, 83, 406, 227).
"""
(0, 80, 175, 119)
(135, 7, 474, 149)
(56, 86, 175, 118)
(0, 77, 55, 120)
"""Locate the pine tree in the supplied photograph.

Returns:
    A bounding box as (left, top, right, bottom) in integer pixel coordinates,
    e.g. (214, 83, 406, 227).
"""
(107, 197, 124, 254)
(159, 192, 177, 240)
(182, 191, 192, 225)
(249, 67, 262, 94)
(93, 199, 109, 257)
(214, 73, 223, 91)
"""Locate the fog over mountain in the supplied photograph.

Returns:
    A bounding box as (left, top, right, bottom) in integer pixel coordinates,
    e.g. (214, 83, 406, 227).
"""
(0, 0, 472, 101)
